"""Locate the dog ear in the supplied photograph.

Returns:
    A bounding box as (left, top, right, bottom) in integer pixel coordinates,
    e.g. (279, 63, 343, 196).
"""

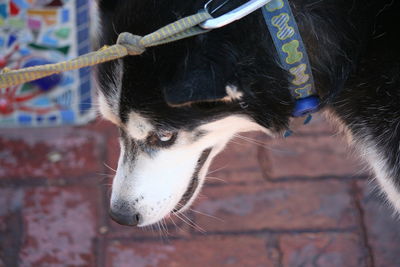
(163, 69, 243, 107)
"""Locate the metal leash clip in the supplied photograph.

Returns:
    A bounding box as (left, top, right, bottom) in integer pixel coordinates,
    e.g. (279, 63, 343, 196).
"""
(200, 0, 272, 29)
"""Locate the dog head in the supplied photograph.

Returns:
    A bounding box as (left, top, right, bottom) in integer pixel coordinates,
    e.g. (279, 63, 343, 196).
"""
(95, 0, 297, 226)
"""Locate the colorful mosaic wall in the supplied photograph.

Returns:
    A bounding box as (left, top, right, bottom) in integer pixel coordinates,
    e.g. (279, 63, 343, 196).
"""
(0, 0, 95, 127)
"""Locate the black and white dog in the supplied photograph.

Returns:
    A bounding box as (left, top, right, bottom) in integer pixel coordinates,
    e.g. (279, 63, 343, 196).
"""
(95, 0, 400, 227)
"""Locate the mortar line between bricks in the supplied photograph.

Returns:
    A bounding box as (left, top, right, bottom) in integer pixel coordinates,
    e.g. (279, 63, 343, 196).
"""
(0, 175, 106, 188)
(203, 174, 371, 188)
(106, 226, 359, 243)
(0, 173, 370, 188)
(265, 174, 370, 183)
(192, 226, 359, 236)
(351, 181, 376, 267)
(0, 179, 48, 187)
(264, 174, 370, 183)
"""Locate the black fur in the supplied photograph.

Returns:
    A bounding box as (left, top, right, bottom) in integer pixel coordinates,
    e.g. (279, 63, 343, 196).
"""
(332, 0, 400, 188)
(97, 0, 400, 190)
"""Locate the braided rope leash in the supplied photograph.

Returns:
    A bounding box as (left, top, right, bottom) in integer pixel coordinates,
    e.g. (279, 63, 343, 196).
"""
(0, 11, 212, 89)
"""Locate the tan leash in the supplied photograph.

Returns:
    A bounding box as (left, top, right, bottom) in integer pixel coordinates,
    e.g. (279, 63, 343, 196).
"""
(0, 11, 212, 89)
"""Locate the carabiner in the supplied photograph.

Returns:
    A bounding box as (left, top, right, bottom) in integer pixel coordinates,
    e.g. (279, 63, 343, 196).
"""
(204, 0, 231, 14)
(200, 0, 272, 29)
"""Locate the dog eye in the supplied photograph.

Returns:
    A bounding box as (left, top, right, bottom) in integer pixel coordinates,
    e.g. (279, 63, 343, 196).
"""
(157, 131, 174, 142)
(146, 131, 177, 147)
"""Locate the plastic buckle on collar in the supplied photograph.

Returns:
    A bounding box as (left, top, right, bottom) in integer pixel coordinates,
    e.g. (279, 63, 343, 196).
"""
(292, 95, 320, 117)
(283, 96, 320, 138)
(200, 0, 272, 29)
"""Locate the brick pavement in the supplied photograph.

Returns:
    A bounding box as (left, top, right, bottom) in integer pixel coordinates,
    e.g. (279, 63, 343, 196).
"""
(1, 114, 400, 267)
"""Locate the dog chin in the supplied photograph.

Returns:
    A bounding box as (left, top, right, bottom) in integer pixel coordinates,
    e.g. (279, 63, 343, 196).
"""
(139, 148, 216, 227)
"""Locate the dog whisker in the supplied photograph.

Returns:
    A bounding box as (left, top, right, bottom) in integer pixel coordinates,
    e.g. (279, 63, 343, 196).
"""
(100, 182, 113, 187)
(233, 135, 268, 148)
(233, 134, 269, 146)
(162, 218, 170, 236)
(175, 210, 206, 233)
(195, 192, 209, 200)
(150, 208, 172, 238)
(156, 221, 162, 238)
(106, 187, 112, 198)
(146, 223, 154, 234)
(97, 175, 112, 183)
(96, 172, 113, 176)
(206, 176, 227, 183)
(96, 172, 114, 179)
(228, 140, 246, 146)
(207, 164, 229, 175)
(103, 162, 117, 173)
(233, 134, 291, 153)
(188, 207, 224, 222)
(172, 210, 206, 233)
(158, 221, 168, 241)
(160, 218, 166, 235)
(169, 215, 183, 232)
(156, 221, 163, 239)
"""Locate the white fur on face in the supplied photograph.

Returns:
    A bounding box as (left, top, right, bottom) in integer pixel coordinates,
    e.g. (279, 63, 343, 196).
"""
(95, 59, 123, 125)
(221, 85, 244, 102)
(98, 92, 121, 125)
(97, 93, 153, 141)
(110, 115, 262, 226)
(126, 112, 154, 140)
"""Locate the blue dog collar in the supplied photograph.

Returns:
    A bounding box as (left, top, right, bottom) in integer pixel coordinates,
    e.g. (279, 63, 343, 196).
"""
(262, 0, 320, 117)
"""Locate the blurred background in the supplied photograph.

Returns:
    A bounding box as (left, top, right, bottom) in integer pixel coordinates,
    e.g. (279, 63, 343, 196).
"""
(1, 114, 400, 266)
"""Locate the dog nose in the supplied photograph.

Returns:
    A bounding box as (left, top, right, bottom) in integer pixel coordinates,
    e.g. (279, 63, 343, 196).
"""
(109, 208, 140, 226)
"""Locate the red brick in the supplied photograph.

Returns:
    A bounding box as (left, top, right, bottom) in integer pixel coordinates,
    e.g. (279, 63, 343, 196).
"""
(212, 132, 265, 171)
(106, 235, 277, 267)
(207, 132, 268, 184)
(0, 188, 24, 266)
(86, 118, 120, 174)
(192, 181, 357, 232)
(279, 233, 368, 267)
(204, 169, 264, 186)
(0, 127, 104, 179)
(0, 186, 100, 266)
(358, 180, 400, 267)
(258, 135, 365, 179)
